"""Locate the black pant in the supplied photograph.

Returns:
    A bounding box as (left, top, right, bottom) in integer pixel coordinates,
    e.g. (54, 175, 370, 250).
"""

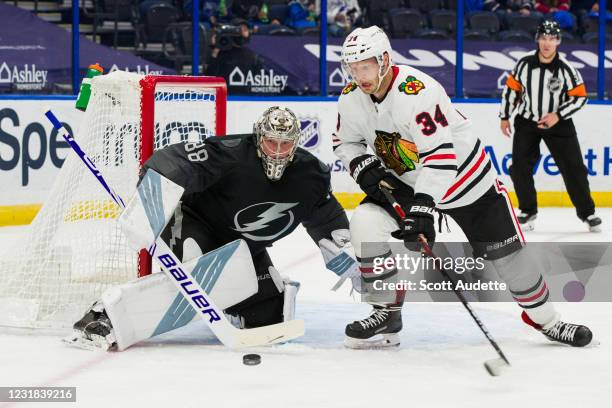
(442, 185, 523, 260)
(510, 116, 595, 220)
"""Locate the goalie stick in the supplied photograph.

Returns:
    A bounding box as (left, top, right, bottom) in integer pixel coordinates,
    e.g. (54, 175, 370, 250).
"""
(45, 109, 304, 349)
(378, 181, 510, 376)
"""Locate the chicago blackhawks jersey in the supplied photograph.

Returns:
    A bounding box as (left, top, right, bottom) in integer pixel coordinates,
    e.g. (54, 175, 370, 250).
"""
(334, 65, 495, 210)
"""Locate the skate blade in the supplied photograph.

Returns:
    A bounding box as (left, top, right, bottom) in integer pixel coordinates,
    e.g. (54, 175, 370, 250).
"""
(344, 333, 400, 350)
(585, 338, 601, 348)
(62, 331, 114, 352)
(544, 335, 601, 348)
(588, 225, 602, 233)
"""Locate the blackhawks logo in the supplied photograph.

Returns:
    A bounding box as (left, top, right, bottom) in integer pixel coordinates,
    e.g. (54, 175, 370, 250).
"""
(374, 130, 419, 175)
(342, 82, 358, 94)
(398, 75, 425, 95)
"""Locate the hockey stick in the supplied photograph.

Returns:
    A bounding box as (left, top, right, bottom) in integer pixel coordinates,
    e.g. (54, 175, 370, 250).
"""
(378, 182, 510, 376)
(45, 109, 304, 349)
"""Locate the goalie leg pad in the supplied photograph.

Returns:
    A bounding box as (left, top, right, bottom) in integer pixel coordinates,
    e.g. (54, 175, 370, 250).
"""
(282, 278, 300, 322)
(99, 239, 258, 350)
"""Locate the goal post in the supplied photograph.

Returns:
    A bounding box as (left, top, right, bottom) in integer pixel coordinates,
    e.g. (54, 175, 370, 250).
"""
(0, 71, 227, 330)
(137, 75, 227, 278)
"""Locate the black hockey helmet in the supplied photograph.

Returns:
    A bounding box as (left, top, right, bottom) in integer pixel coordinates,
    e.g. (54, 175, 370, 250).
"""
(536, 20, 561, 41)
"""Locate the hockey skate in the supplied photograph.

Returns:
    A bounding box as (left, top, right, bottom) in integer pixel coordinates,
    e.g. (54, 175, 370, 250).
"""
(583, 214, 602, 233)
(522, 311, 593, 347)
(517, 211, 537, 231)
(63, 303, 116, 351)
(344, 306, 402, 349)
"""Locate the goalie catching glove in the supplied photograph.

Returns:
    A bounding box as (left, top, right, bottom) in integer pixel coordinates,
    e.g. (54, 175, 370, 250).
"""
(318, 229, 362, 293)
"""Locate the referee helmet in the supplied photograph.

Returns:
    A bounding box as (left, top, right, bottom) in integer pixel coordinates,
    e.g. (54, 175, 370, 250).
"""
(536, 20, 561, 42)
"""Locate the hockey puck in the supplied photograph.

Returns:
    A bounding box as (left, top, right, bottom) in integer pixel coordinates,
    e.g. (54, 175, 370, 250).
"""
(243, 354, 261, 366)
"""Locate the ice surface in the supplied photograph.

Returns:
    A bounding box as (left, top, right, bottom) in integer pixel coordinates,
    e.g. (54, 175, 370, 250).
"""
(0, 209, 611, 408)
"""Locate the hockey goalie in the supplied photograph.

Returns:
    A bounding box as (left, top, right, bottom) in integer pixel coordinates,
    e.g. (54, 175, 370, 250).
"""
(66, 106, 360, 351)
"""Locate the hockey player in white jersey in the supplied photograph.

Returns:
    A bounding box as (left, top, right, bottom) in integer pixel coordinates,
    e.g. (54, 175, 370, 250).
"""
(334, 26, 593, 349)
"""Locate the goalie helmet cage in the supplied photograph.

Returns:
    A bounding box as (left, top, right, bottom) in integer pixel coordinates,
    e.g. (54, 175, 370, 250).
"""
(0, 71, 227, 331)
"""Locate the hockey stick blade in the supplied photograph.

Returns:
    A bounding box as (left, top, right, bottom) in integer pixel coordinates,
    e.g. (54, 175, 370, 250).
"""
(484, 358, 510, 377)
(45, 109, 304, 349)
(234, 319, 305, 348)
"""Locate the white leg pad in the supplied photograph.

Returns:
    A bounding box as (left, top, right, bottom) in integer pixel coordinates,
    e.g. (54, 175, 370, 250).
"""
(102, 240, 258, 350)
(282, 278, 300, 322)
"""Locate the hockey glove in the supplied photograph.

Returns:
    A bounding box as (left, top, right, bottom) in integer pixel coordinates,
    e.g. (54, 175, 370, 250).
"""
(318, 229, 362, 293)
(400, 194, 436, 251)
(349, 155, 398, 203)
(118, 169, 184, 251)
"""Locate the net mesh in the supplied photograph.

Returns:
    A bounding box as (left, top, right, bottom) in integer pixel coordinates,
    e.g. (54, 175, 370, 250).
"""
(0, 71, 220, 330)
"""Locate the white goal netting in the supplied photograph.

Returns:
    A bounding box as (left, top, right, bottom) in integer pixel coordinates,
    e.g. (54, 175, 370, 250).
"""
(0, 71, 224, 330)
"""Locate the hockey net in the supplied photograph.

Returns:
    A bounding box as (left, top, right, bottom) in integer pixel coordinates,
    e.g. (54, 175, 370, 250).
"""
(0, 71, 227, 331)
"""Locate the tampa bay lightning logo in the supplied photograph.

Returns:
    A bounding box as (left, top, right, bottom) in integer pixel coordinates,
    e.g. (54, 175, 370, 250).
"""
(299, 117, 320, 150)
(233, 202, 299, 241)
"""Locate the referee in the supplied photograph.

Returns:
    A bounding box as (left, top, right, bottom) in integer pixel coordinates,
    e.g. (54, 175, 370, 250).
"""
(499, 20, 602, 232)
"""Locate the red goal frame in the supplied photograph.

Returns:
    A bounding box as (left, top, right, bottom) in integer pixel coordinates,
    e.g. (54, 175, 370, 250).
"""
(137, 75, 228, 277)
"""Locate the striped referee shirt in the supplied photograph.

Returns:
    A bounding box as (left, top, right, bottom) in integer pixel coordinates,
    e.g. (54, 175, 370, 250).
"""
(499, 51, 587, 122)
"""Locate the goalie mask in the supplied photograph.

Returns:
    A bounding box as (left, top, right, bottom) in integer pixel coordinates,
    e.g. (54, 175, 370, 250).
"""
(254, 107, 301, 181)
